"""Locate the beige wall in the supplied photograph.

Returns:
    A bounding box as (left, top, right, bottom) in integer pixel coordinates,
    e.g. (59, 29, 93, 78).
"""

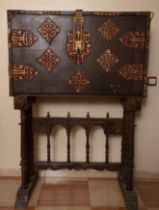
(0, 0, 159, 177)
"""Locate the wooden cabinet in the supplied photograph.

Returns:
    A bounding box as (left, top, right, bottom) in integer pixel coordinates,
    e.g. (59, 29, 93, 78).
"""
(8, 10, 151, 209)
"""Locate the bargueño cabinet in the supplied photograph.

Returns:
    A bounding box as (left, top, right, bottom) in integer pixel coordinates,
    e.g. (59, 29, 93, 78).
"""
(8, 9, 153, 210)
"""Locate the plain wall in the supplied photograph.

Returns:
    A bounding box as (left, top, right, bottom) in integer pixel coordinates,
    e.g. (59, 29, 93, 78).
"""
(0, 0, 159, 178)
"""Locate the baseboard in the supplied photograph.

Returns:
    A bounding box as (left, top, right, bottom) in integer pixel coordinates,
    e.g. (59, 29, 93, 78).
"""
(43, 169, 117, 178)
(1, 168, 159, 181)
(0, 168, 20, 177)
(134, 171, 159, 182)
(0, 168, 117, 178)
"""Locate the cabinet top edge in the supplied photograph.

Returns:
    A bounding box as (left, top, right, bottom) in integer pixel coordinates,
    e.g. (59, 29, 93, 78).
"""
(7, 9, 152, 17)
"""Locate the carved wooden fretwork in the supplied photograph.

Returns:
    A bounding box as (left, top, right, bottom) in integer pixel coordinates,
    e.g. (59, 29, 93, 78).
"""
(121, 97, 141, 112)
(120, 32, 146, 48)
(37, 48, 60, 72)
(10, 30, 37, 47)
(68, 71, 90, 92)
(38, 18, 61, 45)
(14, 96, 36, 110)
(9, 64, 38, 80)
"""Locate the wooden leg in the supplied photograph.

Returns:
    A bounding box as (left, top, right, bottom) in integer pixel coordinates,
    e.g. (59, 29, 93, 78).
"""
(27, 107, 37, 182)
(119, 106, 127, 185)
(118, 109, 138, 210)
(14, 96, 38, 208)
(118, 97, 141, 210)
(122, 110, 135, 191)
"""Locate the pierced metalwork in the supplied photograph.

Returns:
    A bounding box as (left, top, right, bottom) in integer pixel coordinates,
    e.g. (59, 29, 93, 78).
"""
(38, 48, 60, 72)
(119, 64, 144, 80)
(97, 49, 119, 72)
(39, 11, 63, 15)
(94, 12, 120, 16)
(68, 71, 90, 93)
(66, 10, 91, 66)
(10, 30, 37, 47)
(120, 32, 146, 48)
(10, 64, 38, 80)
(38, 18, 60, 45)
(98, 19, 119, 40)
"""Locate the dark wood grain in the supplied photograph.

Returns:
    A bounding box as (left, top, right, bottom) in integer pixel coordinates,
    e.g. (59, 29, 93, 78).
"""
(7, 10, 151, 210)
(8, 10, 150, 96)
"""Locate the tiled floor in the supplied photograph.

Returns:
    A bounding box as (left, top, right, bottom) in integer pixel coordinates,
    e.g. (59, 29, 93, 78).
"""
(38, 180, 90, 206)
(0, 177, 159, 210)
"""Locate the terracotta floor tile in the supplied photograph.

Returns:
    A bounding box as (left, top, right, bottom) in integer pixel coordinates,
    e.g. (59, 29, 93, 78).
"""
(0, 179, 20, 206)
(38, 180, 90, 206)
(0, 178, 41, 208)
(44, 177, 88, 183)
(91, 207, 126, 210)
(91, 207, 146, 210)
(29, 180, 42, 206)
(0, 208, 35, 210)
(88, 178, 116, 181)
(36, 207, 91, 210)
(135, 187, 146, 208)
(135, 181, 159, 207)
(89, 180, 125, 207)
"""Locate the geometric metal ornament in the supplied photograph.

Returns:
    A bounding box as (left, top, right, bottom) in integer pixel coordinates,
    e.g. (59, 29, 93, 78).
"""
(119, 64, 144, 80)
(38, 18, 60, 45)
(98, 19, 119, 41)
(9, 64, 38, 80)
(66, 31, 91, 66)
(120, 32, 146, 48)
(66, 10, 91, 66)
(68, 71, 90, 93)
(94, 12, 120, 16)
(97, 49, 119, 72)
(37, 48, 60, 72)
(10, 30, 37, 47)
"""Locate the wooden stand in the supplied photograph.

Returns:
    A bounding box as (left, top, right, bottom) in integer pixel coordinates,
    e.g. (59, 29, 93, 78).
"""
(14, 95, 141, 210)
(7, 9, 151, 210)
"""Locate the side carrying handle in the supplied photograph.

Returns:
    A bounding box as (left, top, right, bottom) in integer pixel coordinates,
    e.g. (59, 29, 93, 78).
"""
(147, 76, 157, 86)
